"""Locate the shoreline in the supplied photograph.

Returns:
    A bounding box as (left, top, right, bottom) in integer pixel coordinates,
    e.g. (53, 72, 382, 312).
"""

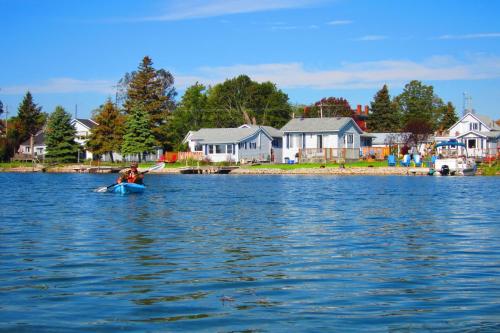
(1, 165, 494, 176)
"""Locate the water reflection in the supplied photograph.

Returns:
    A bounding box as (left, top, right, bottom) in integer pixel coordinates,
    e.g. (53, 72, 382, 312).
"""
(0, 174, 499, 332)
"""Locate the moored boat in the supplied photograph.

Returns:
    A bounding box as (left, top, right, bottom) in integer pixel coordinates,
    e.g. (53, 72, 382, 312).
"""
(433, 141, 476, 176)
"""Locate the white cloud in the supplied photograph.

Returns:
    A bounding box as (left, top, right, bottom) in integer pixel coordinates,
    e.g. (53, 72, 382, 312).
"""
(356, 35, 388, 41)
(175, 55, 500, 90)
(4, 55, 500, 96)
(138, 0, 324, 22)
(437, 32, 500, 40)
(327, 20, 352, 25)
(1, 78, 115, 95)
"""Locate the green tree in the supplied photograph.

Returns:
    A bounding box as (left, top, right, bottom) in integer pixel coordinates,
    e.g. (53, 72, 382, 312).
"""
(121, 56, 176, 148)
(45, 106, 79, 163)
(308, 97, 353, 118)
(121, 107, 156, 162)
(17, 92, 46, 142)
(167, 83, 208, 149)
(437, 102, 458, 132)
(394, 80, 444, 129)
(367, 84, 401, 132)
(205, 75, 291, 128)
(86, 100, 125, 162)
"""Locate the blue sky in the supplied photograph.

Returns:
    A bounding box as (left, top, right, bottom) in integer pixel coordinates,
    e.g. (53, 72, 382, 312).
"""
(1, 0, 499, 120)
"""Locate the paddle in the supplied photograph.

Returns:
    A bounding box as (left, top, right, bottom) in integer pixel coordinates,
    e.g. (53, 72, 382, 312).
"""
(95, 162, 165, 192)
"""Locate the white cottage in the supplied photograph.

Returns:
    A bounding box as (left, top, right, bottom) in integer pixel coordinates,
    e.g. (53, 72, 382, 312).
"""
(281, 117, 364, 163)
(18, 130, 46, 160)
(435, 112, 500, 159)
(183, 125, 274, 163)
(71, 118, 98, 161)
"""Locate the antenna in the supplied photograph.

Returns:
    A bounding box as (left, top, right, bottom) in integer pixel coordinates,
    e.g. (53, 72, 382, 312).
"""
(463, 92, 473, 116)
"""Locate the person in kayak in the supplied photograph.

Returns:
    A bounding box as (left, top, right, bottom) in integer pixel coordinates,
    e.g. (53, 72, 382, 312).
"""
(117, 162, 144, 185)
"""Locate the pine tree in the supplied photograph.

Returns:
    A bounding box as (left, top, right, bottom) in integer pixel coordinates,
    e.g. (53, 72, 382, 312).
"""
(121, 107, 156, 162)
(45, 106, 79, 163)
(86, 99, 125, 162)
(17, 91, 46, 141)
(367, 85, 401, 132)
(121, 56, 176, 148)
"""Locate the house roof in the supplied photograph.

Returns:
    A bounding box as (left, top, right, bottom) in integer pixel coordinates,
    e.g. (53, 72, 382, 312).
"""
(73, 118, 98, 129)
(240, 124, 283, 138)
(451, 112, 500, 132)
(369, 133, 408, 145)
(20, 130, 45, 147)
(281, 117, 360, 133)
(187, 127, 271, 144)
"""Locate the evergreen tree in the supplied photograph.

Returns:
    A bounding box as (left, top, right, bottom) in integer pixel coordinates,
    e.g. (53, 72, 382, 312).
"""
(121, 56, 176, 148)
(17, 92, 46, 142)
(86, 99, 125, 162)
(121, 107, 156, 162)
(45, 106, 79, 163)
(367, 85, 401, 132)
(437, 102, 458, 132)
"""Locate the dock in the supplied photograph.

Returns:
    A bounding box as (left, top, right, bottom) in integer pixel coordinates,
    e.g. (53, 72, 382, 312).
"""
(72, 166, 123, 173)
(179, 166, 239, 174)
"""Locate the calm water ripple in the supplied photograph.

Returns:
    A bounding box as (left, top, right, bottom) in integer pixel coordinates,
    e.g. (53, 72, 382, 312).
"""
(1, 173, 500, 332)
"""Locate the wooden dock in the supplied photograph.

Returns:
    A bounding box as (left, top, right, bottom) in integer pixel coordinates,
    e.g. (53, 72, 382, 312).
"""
(179, 166, 239, 174)
(72, 166, 123, 173)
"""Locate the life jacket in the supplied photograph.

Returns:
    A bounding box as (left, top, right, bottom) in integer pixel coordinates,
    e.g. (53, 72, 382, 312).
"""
(127, 170, 139, 183)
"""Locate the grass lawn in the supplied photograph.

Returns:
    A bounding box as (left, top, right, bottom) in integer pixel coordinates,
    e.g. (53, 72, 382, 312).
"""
(246, 160, 389, 170)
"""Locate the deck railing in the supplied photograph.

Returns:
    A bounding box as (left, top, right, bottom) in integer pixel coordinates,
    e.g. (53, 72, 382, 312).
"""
(298, 148, 361, 163)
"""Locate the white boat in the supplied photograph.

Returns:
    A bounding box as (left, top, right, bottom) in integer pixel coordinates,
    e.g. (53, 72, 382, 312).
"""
(433, 141, 476, 176)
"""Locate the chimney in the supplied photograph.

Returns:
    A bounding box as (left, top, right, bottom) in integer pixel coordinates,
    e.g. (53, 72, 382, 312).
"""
(364, 106, 369, 115)
(357, 105, 362, 115)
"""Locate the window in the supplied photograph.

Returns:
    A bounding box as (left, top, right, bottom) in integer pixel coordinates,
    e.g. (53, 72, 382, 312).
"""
(249, 142, 257, 149)
(26, 147, 30, 153)
(227, 144, 233, 154)
(216, 145, 225, 153)
(467, 139, 476, 149)
(346, 134, 353, 144)
(208, 145, 214, 154)
(469, 123, 479, 131)
(286, 134, 290, 149)
(317, 135, 323, 149)
(194, 144, 203, 152)
(302, 133, 306, 149)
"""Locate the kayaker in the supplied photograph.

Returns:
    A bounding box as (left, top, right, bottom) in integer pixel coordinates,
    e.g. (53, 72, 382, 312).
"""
(117, 162, 144, 185)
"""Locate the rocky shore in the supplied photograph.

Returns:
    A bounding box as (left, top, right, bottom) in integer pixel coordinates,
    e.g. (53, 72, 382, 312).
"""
(1, 165, 430, 175)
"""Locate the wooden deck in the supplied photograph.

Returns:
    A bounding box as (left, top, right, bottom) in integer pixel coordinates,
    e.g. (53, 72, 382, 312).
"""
(179, 166, 239, 174)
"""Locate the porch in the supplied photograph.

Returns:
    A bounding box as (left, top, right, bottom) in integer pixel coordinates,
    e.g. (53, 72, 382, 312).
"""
(298, 148, 361, 163)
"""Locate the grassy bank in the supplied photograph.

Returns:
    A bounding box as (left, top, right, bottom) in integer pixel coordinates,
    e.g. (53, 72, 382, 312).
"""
(478, 162, 499, 176)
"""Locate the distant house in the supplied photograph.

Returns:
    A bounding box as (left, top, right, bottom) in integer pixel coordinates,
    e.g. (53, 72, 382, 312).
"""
(183, 125, 275, 163)
(71, 118, 98, 161)
(281, 117, 364, 163)
(435, 112, 500, 159)
(239, 124, 283, 163)
(18, 130, 46, 161)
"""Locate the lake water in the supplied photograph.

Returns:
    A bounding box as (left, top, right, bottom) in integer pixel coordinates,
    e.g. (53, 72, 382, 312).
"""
(1, 173, 499, 332)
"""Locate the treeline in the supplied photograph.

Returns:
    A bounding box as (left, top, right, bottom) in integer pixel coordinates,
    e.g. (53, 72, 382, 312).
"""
(0, 55, 463, 162)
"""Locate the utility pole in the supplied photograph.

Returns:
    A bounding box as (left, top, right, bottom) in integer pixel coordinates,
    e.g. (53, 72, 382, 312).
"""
(5, 105, 8, 137)
(319, 102, 323, 118)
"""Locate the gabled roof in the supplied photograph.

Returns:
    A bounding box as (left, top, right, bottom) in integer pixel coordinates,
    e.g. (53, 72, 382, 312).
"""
(239, 124, 283, 138)
(72, 118, 98, 129)
(281, 117, 362, 133)
(450, 112, 499, 132)
(187, 127, 272, 144)
(20, 130, 45, 147)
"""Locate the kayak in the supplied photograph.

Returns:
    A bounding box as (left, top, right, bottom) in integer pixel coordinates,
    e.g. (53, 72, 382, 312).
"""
(110, 183, 145, 194)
